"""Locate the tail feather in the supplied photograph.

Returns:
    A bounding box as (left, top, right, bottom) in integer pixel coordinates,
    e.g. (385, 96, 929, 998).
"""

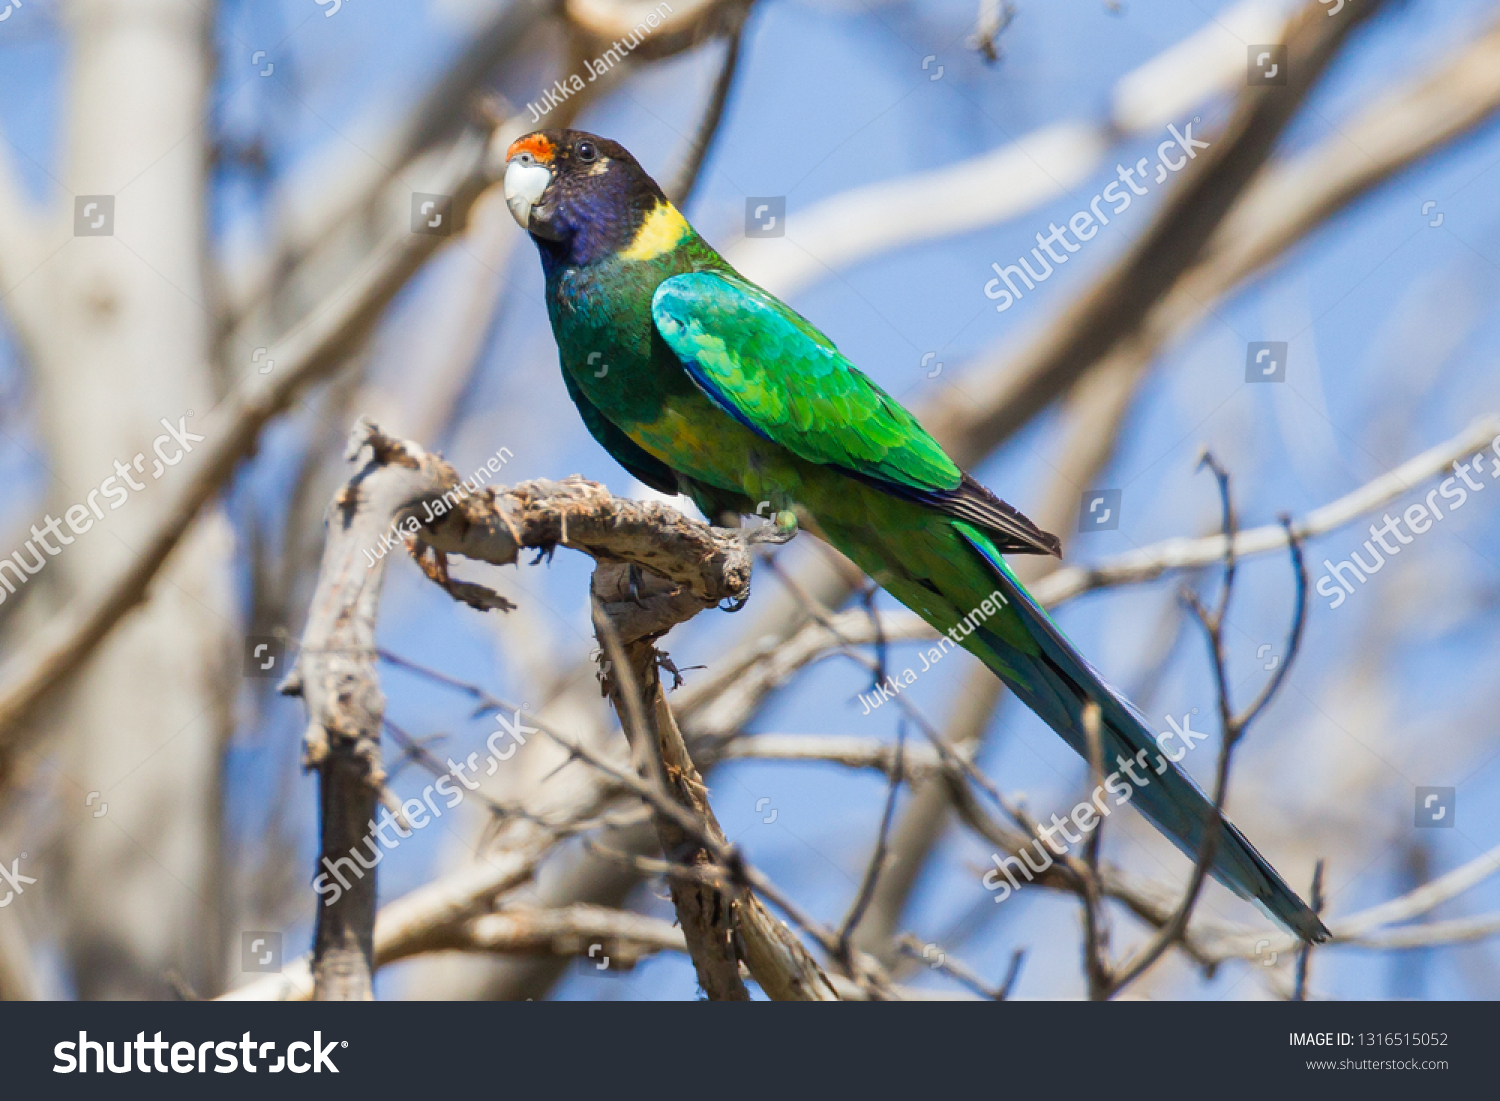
(950, 523, 1328, 943)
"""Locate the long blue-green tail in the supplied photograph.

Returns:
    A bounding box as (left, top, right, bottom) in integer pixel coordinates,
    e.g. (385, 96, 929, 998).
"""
(945, 522, 1327, 942)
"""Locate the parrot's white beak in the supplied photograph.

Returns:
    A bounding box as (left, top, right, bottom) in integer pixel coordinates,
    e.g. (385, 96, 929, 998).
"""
(504, 155, 552, 232)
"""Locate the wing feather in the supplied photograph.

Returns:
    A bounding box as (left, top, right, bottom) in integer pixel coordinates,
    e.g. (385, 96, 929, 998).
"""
(651, 272, 1059, 555)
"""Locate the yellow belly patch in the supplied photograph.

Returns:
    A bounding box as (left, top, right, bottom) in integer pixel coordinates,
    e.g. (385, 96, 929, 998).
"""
(620, 200, 690, 262)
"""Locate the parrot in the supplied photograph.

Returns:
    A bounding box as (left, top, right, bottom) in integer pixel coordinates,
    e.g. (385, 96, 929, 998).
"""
(502, 128, 1328, 943)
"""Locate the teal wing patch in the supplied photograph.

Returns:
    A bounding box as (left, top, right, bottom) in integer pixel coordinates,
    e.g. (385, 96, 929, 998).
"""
(650, 272, 961, 493)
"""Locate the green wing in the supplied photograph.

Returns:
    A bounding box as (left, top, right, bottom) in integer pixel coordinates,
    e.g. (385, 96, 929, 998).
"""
(651, 272, 961, 492)
(650, 272, 1060, 555)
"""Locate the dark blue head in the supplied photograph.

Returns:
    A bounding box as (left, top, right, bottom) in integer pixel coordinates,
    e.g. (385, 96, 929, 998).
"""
(503, 130, 668, 274)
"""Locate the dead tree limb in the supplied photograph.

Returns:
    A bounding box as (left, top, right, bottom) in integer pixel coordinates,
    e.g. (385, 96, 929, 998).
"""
(591, 561, 838, 999)
(286, 418, 835, 1000)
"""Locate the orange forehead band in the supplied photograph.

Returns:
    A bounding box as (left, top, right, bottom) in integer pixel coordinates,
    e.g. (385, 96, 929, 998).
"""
(506, 134, 555, 163)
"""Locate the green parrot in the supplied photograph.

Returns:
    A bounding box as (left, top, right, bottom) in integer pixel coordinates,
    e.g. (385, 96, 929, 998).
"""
(503, 129, 1327, 942)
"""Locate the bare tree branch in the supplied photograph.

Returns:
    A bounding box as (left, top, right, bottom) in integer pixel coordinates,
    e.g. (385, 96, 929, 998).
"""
(1293, 859, 1325, 1000)
(281, 418, 842, 1001)
(722, 733, 943, 778)
(835, 721, 906, 960)
(897, 933, 1023, 1000)
(565, 0, 750, 60)
(591, 569, 750, 1000)
(667, 22, 748, 205)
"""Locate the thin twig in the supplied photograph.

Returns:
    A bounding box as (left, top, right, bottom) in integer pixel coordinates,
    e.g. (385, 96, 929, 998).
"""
(1106, 469, 1311, 997)
(896, 933, 1021, 1000)
(997, 948, 1027, 1000)
(668, 22, 747, 205)
(1080, 701, 1112, 999)
(969, 0, 1016, 63)
(836, 720, 908, 961)
(1294, 859, 1326, 1001)
(1237, 515, 1311, 733)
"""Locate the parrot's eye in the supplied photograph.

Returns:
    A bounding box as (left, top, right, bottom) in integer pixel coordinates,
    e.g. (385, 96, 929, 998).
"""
(575, 140, 598, 163)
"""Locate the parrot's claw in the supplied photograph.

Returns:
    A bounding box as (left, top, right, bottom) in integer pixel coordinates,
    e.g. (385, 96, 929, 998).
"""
(719, 590, 750, 613)
(655, 652, 705, 689)
(748, 509, 799, 546)
(627, 563, 648, 606)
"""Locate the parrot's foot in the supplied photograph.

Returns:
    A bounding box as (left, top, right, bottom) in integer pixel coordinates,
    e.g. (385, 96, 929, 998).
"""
(747, 509, 799, 546)
(655, 650, 705, 689)
(719, 590, 750, 613)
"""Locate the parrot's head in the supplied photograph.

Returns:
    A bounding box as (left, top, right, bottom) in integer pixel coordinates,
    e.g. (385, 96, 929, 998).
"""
(503, 129, 669, 266)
